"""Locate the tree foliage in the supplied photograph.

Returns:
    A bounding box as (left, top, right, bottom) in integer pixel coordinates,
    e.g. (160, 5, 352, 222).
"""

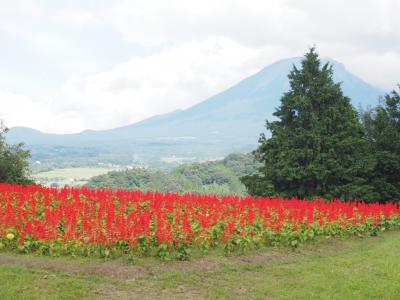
(0, 122, 32, 185)
(362, 86, 400, 202)
(242, 48, 375, 201)
(86, 153, 258, 195)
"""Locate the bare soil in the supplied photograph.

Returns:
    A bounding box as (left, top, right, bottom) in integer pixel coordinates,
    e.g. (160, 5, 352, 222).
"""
(0, 251, 302, 280)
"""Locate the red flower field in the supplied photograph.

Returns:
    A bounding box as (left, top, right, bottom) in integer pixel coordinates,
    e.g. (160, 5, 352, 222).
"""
(0, 184, 399, 259)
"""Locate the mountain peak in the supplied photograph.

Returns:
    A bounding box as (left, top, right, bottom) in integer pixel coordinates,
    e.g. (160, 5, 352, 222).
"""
(7, 57, 386, 165)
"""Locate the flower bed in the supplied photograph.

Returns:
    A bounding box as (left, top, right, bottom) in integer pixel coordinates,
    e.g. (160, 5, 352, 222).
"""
(0, 184, 399, 260)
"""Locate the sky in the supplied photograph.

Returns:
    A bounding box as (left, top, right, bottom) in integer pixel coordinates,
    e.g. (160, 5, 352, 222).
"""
(0, 0, 399, 133)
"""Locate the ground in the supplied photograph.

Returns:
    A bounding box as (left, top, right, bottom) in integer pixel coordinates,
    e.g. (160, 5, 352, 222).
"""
(0, 231, 399, 299)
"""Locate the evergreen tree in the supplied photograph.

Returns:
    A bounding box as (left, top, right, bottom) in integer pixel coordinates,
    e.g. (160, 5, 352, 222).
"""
(0, 122, 32, 185)
(362, 86, 400, 202)
(242, 48, 375, 201)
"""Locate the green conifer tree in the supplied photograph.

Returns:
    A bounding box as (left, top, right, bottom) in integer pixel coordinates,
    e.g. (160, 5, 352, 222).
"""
(242, 48, 375, 201)
(363, 86, 400, 202)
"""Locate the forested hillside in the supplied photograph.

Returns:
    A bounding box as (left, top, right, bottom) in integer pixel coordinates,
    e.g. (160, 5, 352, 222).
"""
(86, 153, 260, 195)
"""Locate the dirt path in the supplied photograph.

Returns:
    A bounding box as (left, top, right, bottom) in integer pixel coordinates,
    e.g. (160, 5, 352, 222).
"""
(0, 234, 366, 281)
(0, 250, 303, 299)
(0, 250, 302, 280)
(0, 236, 383, 299)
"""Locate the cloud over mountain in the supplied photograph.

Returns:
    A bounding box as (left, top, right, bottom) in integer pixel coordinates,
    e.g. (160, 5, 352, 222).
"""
(0, 0, 399, 133)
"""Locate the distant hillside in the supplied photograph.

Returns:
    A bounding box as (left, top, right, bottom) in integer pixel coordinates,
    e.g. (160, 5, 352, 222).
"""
(8, 57, 385, 167)
(86, 153, 261, 195)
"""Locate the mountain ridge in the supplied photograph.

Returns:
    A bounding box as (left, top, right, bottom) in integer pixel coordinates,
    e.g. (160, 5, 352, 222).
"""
(6, 57, 386, 166)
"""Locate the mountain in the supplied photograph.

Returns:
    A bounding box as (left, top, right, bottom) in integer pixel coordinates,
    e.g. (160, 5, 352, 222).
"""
(7, 57, 385, 167)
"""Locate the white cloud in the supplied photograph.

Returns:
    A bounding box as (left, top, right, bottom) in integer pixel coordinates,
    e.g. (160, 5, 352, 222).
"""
(104, 0, 400, 50)
(0, 91, 54, 131)
(51, 9, 100, 28)
(1, 37, 269, 133)
(334, 51, 400, 90)
(58, 38, 263, 133)
(0, 0, 399, 133)
(102, 0, 400, 88)
(104, 0, 309, 47)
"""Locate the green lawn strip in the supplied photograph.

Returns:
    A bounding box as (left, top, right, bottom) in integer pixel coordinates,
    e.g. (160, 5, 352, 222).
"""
(133, 231, 400, 299)
(0, 264, 98, 299)
(0, 256, 152, 299)
(0, 232, 399, 299)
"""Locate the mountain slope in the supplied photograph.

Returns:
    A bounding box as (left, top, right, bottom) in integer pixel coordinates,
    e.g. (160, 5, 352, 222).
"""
(7, 57, 385, 165)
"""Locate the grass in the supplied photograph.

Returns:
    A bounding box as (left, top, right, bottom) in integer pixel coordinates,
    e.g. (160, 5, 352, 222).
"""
(0, 231, 399, 299)
(0, 265, 95, 299)
(132, 231, 400, 299)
